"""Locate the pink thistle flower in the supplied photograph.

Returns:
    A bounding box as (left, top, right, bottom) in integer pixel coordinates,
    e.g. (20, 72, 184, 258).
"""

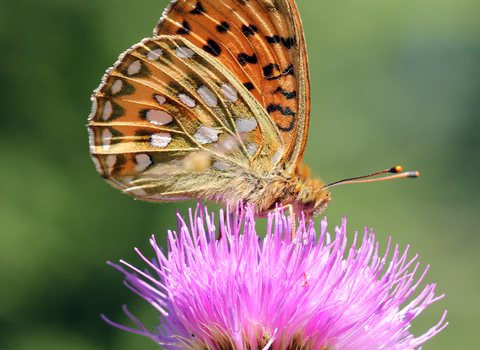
(103, 204, 447, 350)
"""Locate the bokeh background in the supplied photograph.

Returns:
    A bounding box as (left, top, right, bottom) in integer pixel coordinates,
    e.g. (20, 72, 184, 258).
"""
(1, 0, 478, 349)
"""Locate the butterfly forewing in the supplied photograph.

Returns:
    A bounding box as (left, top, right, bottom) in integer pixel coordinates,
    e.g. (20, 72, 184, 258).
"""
(155, 0, 310, 174)
(88, 36, 283, 200)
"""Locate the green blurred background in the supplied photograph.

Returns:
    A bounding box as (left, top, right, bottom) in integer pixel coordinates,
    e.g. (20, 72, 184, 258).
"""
(1, 0, 478, 349)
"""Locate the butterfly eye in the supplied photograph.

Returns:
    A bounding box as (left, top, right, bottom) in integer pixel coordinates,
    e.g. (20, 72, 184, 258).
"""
(298, 190, 316, 210)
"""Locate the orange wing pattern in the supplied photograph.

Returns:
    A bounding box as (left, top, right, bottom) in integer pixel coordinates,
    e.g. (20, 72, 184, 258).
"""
(155, 0, 310, 174)
(88, 36, 283, 201)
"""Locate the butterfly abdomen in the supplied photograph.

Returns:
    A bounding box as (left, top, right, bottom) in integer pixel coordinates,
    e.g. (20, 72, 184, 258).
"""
(216, 167, 330, 219)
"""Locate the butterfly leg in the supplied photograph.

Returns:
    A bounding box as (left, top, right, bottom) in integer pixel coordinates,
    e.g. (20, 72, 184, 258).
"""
(281, 204, 296, 241)
(266, 204, 296, 240)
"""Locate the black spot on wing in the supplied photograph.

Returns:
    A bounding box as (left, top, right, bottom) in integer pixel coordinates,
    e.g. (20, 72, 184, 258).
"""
(266, 104, 296, 132)
(266, 35, 280, 43)
(278, 118, 296, 132)
(237, 53, 258, 65)
(263, 63, 280, 79)
(216, 21, 230, 33)
(281, 37, 295, 49)
(203, 39, 221, 57)
(266, 104, 295, 116)
(273, 87, 296, 99)
(176, 20, 191, 35)
(262, 63, 294, 80)
(241, 24, 258, 36)
(190, 1, 205, 14)
(243, 82, 255, 91)
(283, 65, 294, 76)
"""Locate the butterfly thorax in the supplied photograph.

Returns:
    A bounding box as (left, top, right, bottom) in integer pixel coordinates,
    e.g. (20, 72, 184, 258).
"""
(220, 164, 331, 220)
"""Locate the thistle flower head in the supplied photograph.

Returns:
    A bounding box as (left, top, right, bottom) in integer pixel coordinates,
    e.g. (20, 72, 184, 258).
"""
(104, 204, 447, 350)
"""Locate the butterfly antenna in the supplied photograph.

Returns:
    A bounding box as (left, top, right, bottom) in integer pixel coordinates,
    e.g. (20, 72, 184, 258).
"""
(324, 165, 419, 189)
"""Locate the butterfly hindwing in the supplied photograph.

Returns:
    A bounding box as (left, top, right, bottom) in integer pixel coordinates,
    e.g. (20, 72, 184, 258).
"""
(88, 36, 283, 200)
(155, 0, 310, 174)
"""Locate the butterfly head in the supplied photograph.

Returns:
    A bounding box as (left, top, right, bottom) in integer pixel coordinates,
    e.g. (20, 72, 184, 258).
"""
(293, 179, 330, 219)
(292, 165, 331, 219)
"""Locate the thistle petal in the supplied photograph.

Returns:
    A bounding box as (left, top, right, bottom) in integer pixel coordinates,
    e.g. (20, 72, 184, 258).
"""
(104, 203, 447, 350)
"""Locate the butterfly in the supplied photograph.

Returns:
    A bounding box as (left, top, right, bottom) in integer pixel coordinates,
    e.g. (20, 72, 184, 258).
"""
(88, 0, 416, 220)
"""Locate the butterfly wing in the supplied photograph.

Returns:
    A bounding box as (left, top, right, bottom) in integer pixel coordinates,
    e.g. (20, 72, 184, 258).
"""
(155, 0, 310, 175)
(88, 36, 283, 201)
